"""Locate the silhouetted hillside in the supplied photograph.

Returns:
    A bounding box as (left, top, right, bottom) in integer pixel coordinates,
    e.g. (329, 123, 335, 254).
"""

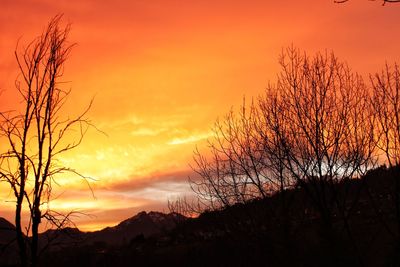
(2, 166, 400, 267)
(0, 217, 18, 266)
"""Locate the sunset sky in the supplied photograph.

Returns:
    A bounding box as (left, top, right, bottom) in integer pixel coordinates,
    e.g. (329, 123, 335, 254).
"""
(1, 0, 400, 231)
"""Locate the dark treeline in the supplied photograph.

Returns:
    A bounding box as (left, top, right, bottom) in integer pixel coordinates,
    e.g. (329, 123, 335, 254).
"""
(34, 166, 400, 267)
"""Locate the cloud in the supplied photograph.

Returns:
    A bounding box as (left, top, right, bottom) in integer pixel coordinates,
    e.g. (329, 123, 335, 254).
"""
(167, 132, 212, 145)
(130, 127, 166, 137)
(104, 168, 194, 192)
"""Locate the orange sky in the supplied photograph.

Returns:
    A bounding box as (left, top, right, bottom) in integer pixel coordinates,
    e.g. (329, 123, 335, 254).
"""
(1, 0, 400, 231)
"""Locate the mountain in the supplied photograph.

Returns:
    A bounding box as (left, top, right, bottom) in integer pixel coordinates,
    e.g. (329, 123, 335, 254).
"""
(85, 211, 186, 246)
(0, 217, 15, 244)
(38, 227, 86, 252)
(37, 211, 186, 250)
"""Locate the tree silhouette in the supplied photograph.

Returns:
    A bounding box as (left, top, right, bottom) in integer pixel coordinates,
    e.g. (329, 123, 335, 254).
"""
(275, 47, 375, 223)
(371, 63, 400, 244)
(191, 47, 376, 210)
(0, 15, 93, 267)
(190, 47, 378, 264)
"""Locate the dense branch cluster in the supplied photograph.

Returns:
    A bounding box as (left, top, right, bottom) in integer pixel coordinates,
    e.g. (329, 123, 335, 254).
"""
(185, 47, 400, 265)
(190, 47, 399, 215)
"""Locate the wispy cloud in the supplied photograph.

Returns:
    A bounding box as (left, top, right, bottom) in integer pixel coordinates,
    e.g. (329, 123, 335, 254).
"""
(167, 132, 212, 145)
(130, 127, 166, 137)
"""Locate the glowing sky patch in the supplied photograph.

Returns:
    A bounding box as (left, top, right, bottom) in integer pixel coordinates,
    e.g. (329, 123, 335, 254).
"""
(1, 0, 400, 231)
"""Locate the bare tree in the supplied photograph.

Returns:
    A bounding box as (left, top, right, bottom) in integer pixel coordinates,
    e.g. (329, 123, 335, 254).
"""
(276, 47, 375, 221)
(190, 47, 377, 264)
(371, 63, 400, 240)
(191, 47, 375, 213)
(271, 49, 376, 264)
(0, 15, 92, 267)
(190, 99, 288, 210)
(371, 64, 400, 167)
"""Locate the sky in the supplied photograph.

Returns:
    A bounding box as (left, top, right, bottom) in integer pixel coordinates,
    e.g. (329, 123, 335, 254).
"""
(1, 0, 400, 231)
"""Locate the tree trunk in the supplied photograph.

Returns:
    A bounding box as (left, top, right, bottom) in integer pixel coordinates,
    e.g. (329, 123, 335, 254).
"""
(15, 195, 27, 267)
(30, 207, 41, 267)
